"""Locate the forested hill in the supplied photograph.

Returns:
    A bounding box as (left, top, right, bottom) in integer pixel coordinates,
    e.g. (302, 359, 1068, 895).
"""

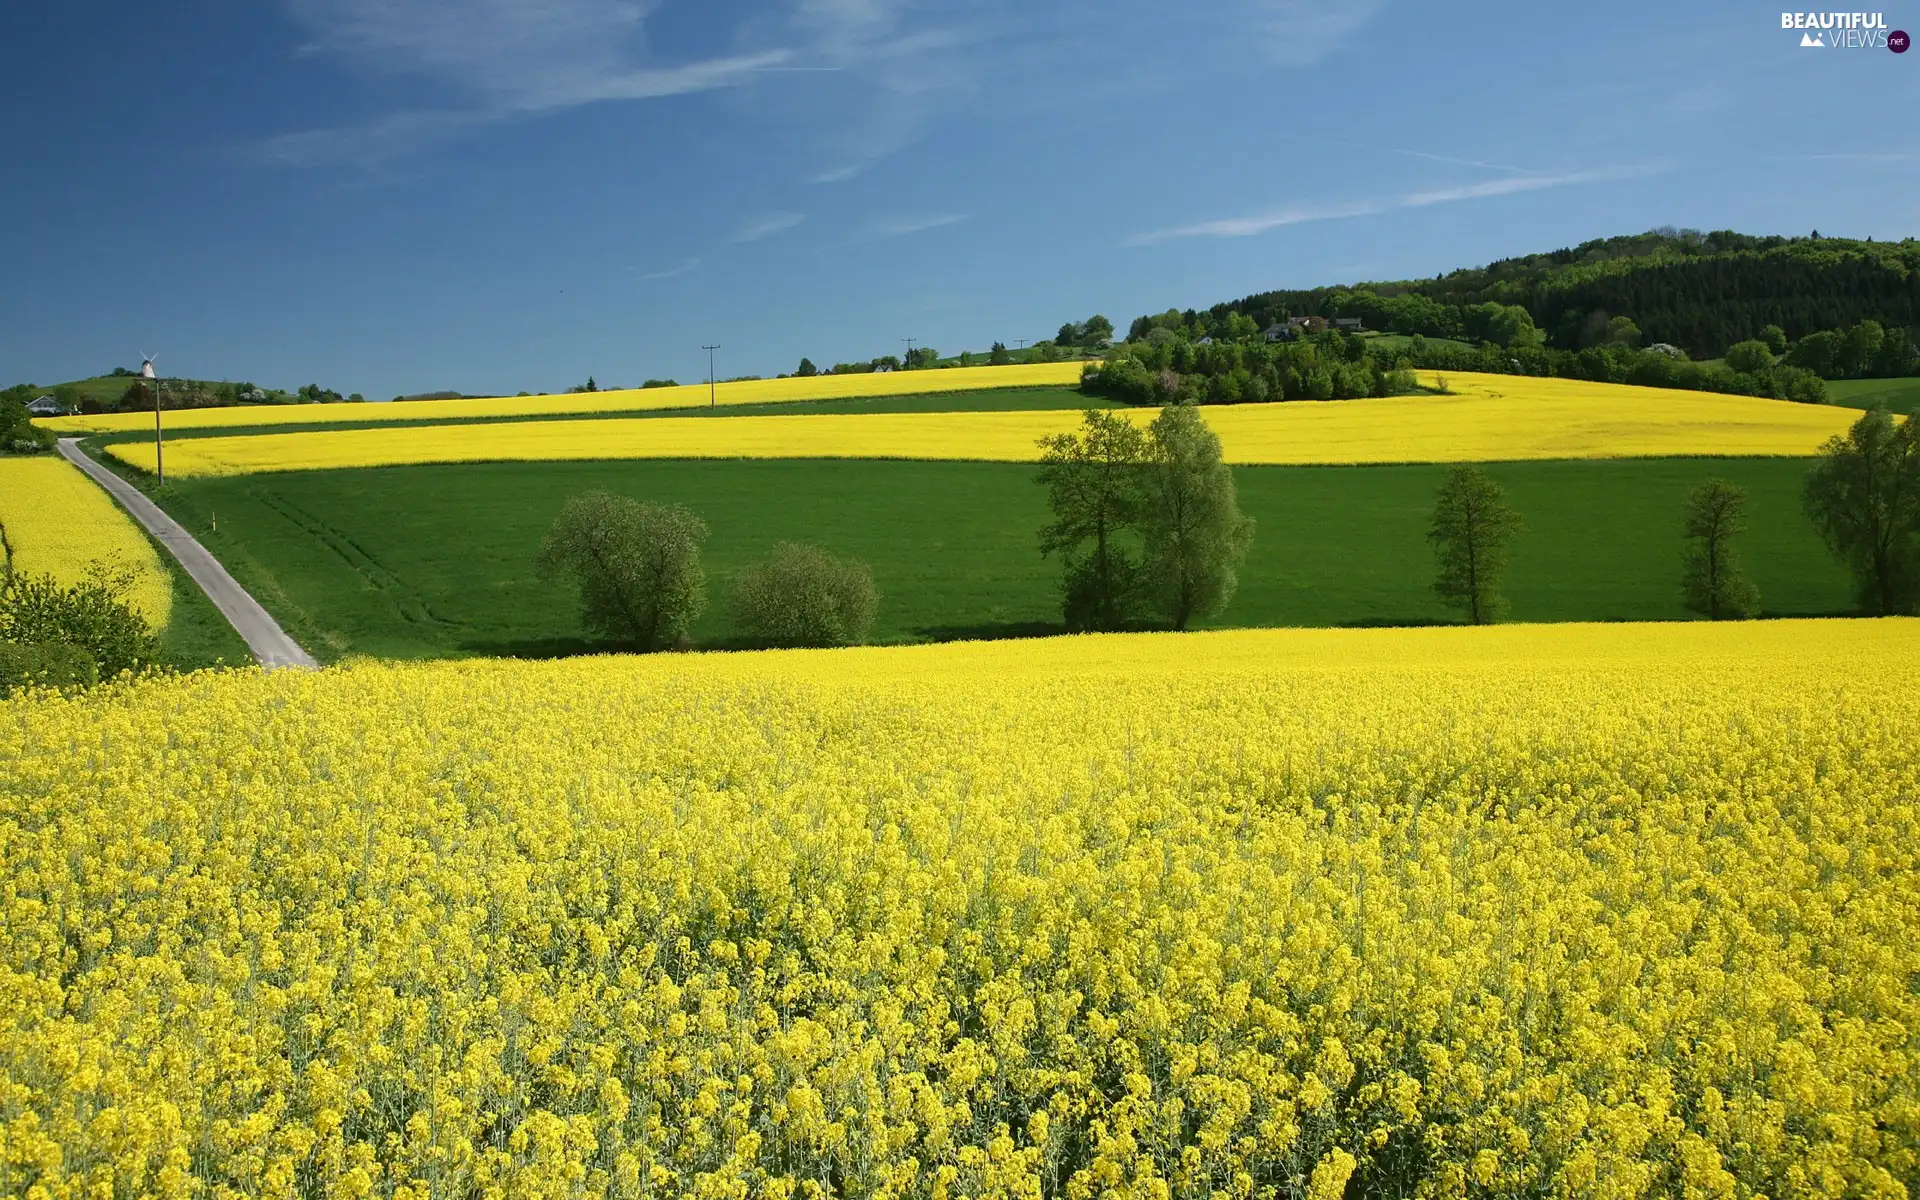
(1159, 230, 1920, 358)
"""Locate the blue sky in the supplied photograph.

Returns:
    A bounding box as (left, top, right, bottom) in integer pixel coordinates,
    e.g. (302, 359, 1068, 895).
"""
(2, 0, 1915, 398)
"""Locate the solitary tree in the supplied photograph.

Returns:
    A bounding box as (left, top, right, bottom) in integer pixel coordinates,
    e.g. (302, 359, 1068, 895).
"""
(1428, 466, 1523, 624)
(1803, 407, 1920, 615)
(1036, 409, 1149, 632)
(989, 342, 1011, 366)
(731, 542, 879, 647)
(535, 492, 708, 650)
(795, 357, 818, 377)
(1681, 479, 1760, 619)
(1140, 404, 1254, 630)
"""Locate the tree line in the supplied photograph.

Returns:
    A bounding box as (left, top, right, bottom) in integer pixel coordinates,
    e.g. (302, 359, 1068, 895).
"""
(1171, 229, 1920, 359)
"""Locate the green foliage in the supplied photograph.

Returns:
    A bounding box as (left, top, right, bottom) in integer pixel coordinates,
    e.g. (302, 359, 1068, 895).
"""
(1036, 410, 1151, 632)
(1802, 407, 1920, 615)
(1724, 341, 1776, 374)
(1759, 325, 1789, 355)
(1, 400, 55, 454)
(1140, 405, 1254, 631)
(0, 640, 99, 694)
(0, 564, 159, 680)
(1681, 479, 1761, 619)
(795, 358, 818, 378)
(989, 342, 1011, 366)
(1429, 467, 1524, 625)
(731, 542, 879, 648)
(535, 492, 708, 650)
(1147, 230, 1920, 360)
(642, 379, 679, 389)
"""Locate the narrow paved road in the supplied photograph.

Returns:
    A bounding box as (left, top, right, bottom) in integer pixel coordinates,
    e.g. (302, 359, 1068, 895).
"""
(57, 438, 318, 670)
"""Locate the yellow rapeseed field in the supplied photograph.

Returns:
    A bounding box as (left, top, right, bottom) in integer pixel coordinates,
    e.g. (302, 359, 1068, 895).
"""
(4, 619, 1918, 1198)
(37, 363, 1091, 435)
(0, 456, 171, 625)
(104, 379, 1866, 477)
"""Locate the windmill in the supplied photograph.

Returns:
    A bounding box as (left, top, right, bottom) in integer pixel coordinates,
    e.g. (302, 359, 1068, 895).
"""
(141, 353, 164, 485)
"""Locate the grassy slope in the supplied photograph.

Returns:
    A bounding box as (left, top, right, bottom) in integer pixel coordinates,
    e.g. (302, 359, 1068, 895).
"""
(153, 545, 253, 669)
(1825, 377, 1920, 412)
(152, 457, 1852, 662)
(88, 386, 1106, 446)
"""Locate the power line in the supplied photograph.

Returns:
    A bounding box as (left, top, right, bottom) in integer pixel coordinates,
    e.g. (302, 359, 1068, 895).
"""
(702, 344, 720, 407)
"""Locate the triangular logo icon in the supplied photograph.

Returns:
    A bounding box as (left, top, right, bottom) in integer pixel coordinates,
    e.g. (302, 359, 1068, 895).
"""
(1800, 30, 1824, 45)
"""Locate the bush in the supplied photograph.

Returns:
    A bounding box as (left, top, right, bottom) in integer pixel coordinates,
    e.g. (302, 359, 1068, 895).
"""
(0, 640, 99, 694)
(0, 566, 158, 680)
(731, 543, 879, 648)
(0, 401, 54, 455)
(1724, 340, 1776, 375)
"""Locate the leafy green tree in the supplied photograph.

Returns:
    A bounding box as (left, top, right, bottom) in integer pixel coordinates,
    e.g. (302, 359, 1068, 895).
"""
(1057, 323, 1082, 347)
(1873, 327, 1918, 378)
(1803, 407, 1920, 615)
(1759, 324, 1789, 355)
(1787, 330, 1844, 378)
(1429, 466, 1523, 624)
(1036, 410, 1150, 632)
(535, 492, 708, 650)
(730, 542, 878, 647)
(1, 400, 54, 454)
(796, 357, 818, 377)
(1768, 365, 1828, 405)
(1140, 404, 1253, 630)
(1724, 340, 1774, 374)
(1842, 320, 1885, 379)
(1681, 479, 1760, 619)
(1604, 316, 1642, 348)
(988, 342, 1011, 366)
(1082, 315, 1116, 349)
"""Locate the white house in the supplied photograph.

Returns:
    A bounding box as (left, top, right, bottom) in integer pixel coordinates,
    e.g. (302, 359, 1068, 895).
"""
(25, 395, 65, 416)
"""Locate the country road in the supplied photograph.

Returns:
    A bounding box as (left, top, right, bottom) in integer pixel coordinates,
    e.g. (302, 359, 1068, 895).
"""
(57, 438, 318, 670)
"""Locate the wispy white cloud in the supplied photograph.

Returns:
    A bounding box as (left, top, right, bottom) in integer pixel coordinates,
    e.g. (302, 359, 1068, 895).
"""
(865, 213, 970, 240)
(267, 0, 792, 164)
(1252, 0, 1386, 66)
(1128, 167, 1655, 245)
(634, 256, 701, 280)
(809, 164, 865, 184)
(731, 212, 808, 243)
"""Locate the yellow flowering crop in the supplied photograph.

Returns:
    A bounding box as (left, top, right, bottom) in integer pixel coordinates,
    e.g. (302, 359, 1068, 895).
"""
(4, 618, 1918, 1198)
(0, 456, 170, 624)
(105, 379, 1865, 477)
(38, 363, 1091, 435)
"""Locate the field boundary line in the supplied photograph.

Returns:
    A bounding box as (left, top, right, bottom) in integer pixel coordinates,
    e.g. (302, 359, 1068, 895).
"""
(55, 438, 318, 670)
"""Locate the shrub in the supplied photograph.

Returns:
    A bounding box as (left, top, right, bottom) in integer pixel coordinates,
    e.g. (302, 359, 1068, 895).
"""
(0, 565, 158, 679)
(0, 639, 99, 694)
(731, 542, 879, 647)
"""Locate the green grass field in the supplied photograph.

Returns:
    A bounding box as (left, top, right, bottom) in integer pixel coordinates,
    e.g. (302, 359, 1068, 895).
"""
(1825, 377, 1920, 412)
(87, 386, 1103, 446)
(154, 545, 253, 669)
(146, 457, 1854, 662)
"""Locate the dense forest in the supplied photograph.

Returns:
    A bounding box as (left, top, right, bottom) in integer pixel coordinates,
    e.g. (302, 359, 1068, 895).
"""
(1137, 229, 1920, 360)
